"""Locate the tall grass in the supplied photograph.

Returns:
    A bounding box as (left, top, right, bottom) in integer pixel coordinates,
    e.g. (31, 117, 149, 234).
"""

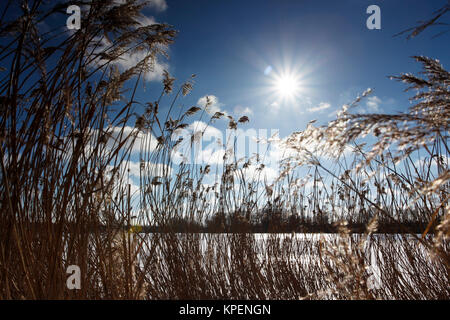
(0, 0, 448, 299)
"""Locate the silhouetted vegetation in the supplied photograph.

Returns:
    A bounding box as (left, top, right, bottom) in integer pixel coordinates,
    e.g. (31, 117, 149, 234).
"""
(0, 0, 448, 299)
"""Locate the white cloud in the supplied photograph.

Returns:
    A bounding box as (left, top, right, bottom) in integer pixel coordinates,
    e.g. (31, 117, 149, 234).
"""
(126, 160, 172, 178)
(197, 95, 224, 115)
(199, 147, 226, 165)
(111, 125, 159, 154)
(307, 102, 331, 113)
(267, 97, 315, 115)
(187, 121, 223, 141)
(85, 125, 159, 158)
(327, 109, 339, 118)
(233, 105, 253, 116)
(240, 164, 278, 183)
(88, 8, 170, 83)
(115, 44, 169, 82)
(349, 95, 383, 114)
(136, 15, 157, 27)
(147, 0, 168, 11)
(278, 125, 354, 165)
(414, 155, 449, 174)
(171, 121, 225, 165)
(365, 96, 382, 112)
(112, 0, 167, 11)
(268, 101, 280, 113)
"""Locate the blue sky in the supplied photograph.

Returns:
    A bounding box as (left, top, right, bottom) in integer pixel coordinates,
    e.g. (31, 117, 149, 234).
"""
(136, 0, 450, 138)
(97, 0, 450, 197)
(6, 0, 449, 153)
(6, 0, 448, 202)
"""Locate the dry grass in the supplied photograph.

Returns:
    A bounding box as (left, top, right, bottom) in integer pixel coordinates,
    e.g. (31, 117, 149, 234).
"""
(0, 0, 448, 300)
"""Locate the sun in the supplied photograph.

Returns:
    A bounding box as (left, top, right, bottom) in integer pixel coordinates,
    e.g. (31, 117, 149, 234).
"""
(271, 71, 302, 100)
(275, 74, 299, 97)
(262, 62, 311, 104)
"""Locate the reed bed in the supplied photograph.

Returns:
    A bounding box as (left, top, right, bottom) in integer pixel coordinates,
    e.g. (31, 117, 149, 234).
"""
(0, 0, 448, 299)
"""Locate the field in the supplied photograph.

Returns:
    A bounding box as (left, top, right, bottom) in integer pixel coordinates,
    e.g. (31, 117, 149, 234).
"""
(0, 0, 448, 300)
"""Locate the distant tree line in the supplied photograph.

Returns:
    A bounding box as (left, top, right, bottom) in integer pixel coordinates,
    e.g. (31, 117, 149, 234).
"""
(138, 209, 436, 234)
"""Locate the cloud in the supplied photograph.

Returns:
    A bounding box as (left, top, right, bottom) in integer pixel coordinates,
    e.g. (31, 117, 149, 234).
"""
(85, 125, 159, 158)
(90, 34, 169, 82)
(199, 147, 226, 165)
(103, 160, 172, 206)
(307, 102, 331, 113)
(353, 96, 382, 114)
(126, 160, 172, 178)
(197, 95, 224, 115)
(327, 109, 339, 118)
(87, 7, 171, 83)
(171, 120, 225, 164)
(111, 36, 169, 82)
(365, 96, 382, 112)
(240, 163, 278, 183)
(268, 101, 280, 113)
(414, 155, 448, 174)
(328, 95, 385, 118)
(147, 0, 168, 11)
(136, 15, 157, 27)
(187, 121, 223, 140)
(268, 96, 315, 115)
(121, 49, 169, 82)
(111, 125, 159, 154)
(233, 105, 253, 116)
(112, 0, 168, 11)
(277, 125, 354, 165)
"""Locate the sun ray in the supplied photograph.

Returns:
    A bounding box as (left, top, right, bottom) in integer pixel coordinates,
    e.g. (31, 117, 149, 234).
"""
(271, 70, 302, 101)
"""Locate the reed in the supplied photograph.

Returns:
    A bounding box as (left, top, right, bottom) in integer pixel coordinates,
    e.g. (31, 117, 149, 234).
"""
(0, 0, 448, 300)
